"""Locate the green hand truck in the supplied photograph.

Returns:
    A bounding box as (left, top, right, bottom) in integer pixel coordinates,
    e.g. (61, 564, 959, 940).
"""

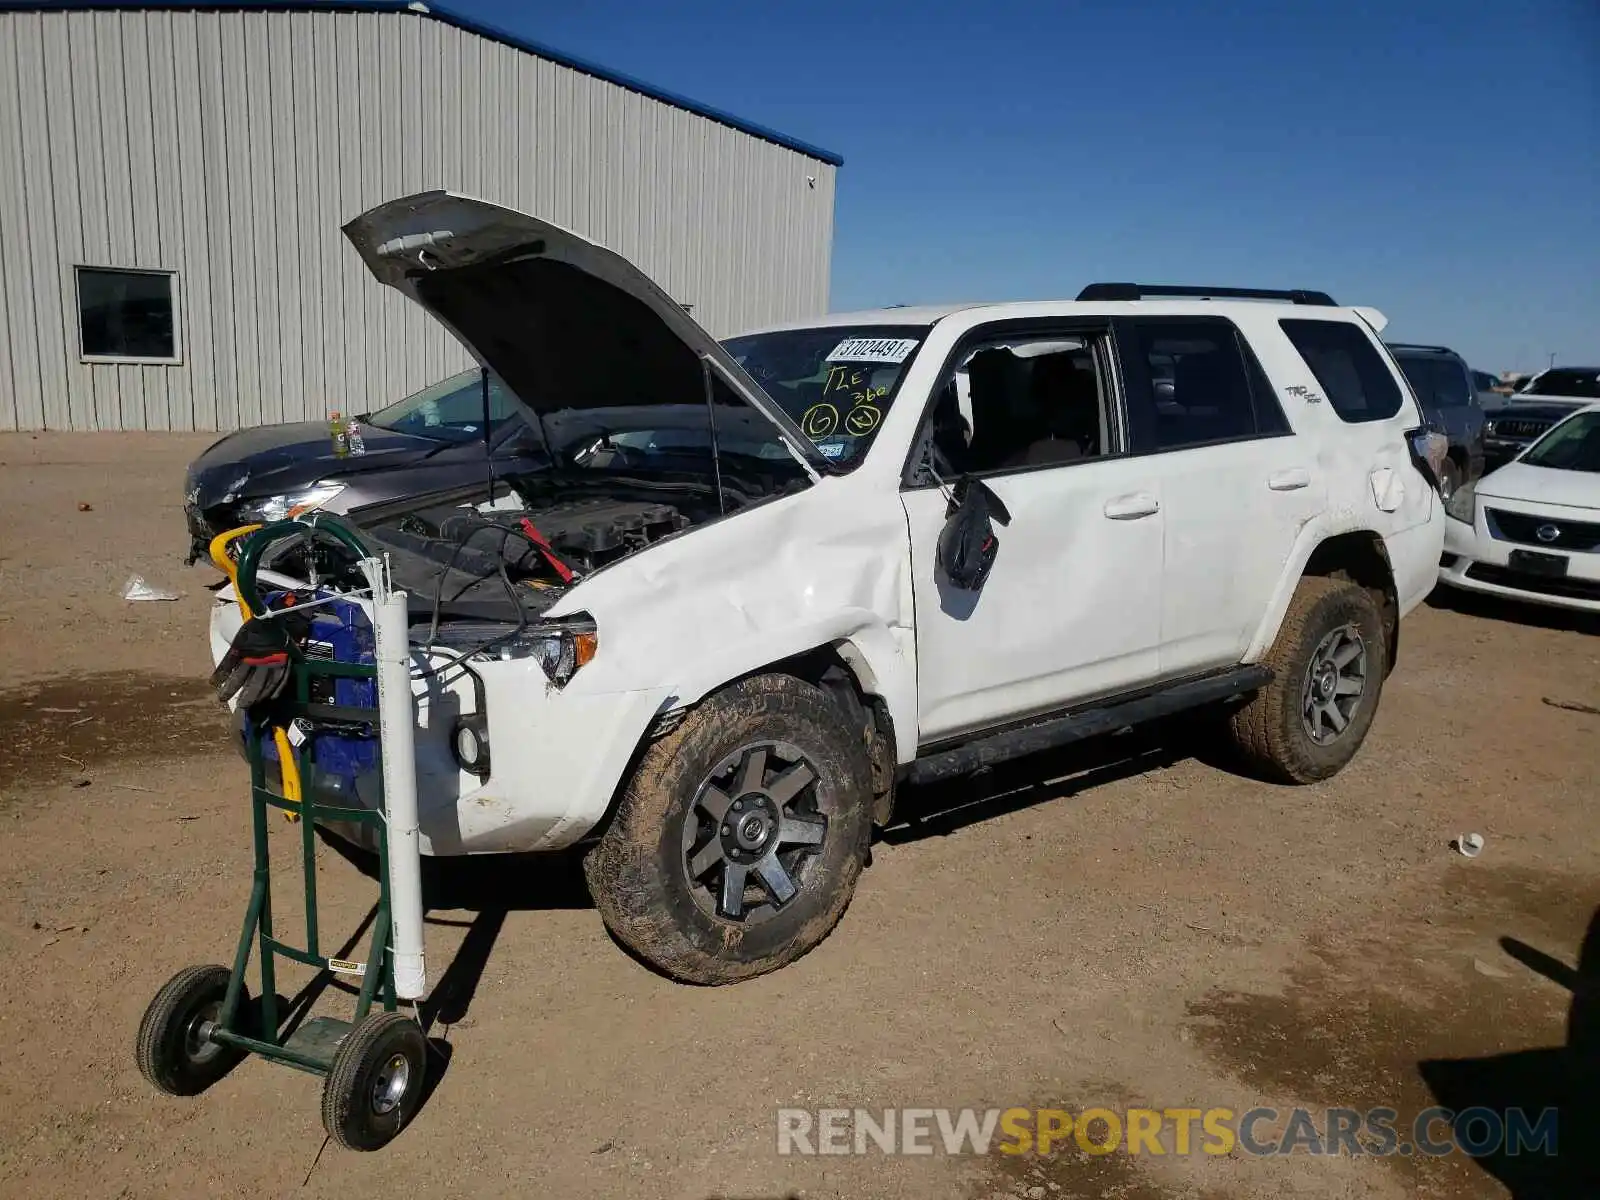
(135, 517, 432, 1151)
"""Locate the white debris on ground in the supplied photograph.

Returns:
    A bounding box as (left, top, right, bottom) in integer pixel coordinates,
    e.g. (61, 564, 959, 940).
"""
(120, 575, 182, 602)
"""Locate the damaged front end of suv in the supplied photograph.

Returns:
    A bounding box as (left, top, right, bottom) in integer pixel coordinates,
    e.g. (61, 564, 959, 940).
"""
(208, 191, 917, 868)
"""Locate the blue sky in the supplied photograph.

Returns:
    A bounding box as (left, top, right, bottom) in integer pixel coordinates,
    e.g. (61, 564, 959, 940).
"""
(464, 0, 1597, 373)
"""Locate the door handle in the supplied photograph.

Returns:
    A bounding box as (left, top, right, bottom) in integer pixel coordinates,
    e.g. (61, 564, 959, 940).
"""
(1103, 492, 1160, 520)
(1268, 469, 1312, 492)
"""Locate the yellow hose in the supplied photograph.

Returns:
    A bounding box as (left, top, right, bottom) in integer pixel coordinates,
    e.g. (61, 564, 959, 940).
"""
(208, 526, 302, 821)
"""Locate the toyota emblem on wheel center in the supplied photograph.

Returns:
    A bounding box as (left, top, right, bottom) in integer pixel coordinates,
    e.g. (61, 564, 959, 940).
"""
(1536, 524, 1561, 543)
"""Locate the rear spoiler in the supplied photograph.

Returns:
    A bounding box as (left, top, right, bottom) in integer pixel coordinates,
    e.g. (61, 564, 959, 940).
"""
(1351, 307, 1389, 334)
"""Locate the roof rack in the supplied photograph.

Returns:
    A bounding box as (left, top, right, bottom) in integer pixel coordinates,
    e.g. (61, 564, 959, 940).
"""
(1076, 283, 1337, 306)
(1385, 342, 1456, 354)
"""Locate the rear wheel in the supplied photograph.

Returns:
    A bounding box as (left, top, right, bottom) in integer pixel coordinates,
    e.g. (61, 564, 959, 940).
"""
(1227, 576, 1387, 783)
(585, 673, 874, 985)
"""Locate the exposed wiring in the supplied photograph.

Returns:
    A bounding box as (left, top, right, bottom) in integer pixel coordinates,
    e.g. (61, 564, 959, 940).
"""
(412, 517, 551, 687)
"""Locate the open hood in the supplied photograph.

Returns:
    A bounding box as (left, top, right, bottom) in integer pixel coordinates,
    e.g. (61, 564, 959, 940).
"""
(342, 192, 825, 477)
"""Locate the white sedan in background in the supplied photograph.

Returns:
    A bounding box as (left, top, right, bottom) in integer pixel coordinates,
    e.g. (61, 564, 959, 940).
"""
(1439, 403, 1600, 612)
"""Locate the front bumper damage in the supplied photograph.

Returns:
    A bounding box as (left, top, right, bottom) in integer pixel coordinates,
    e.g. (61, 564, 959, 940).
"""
(212, 585, 671, 855)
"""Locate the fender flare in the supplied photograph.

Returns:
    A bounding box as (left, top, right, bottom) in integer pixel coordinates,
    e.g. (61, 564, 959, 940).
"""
(663, 609, 917, 765)
(1243, 514, 1391, 662)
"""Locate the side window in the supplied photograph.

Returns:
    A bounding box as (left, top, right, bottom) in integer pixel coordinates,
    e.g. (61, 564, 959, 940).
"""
(1396, 356, 1473, 409)
(1279, 319, 1404, 423)
(911, 332, 1109, 481)
(1119, 318, 1282, 452)
(1436, 360, 1474, 407)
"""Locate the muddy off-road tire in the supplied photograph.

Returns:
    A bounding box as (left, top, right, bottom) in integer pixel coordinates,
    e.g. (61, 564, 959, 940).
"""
(1228, 576, 1387, 784)
(585, 673, 874, 986)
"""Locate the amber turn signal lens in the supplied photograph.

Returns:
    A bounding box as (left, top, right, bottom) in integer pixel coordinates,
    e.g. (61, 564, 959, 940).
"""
(573, 631, 598, 668)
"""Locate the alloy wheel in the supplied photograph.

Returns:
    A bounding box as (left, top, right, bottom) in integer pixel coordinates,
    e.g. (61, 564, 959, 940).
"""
(681, 741, 827, 923)
(1301, 624, 1367, 745)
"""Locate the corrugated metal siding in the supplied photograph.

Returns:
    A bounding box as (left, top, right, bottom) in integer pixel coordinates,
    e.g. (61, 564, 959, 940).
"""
(0, 7, 836, 430)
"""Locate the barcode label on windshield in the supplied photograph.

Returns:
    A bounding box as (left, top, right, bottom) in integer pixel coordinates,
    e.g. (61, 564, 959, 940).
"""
(826, 338, 919, 365)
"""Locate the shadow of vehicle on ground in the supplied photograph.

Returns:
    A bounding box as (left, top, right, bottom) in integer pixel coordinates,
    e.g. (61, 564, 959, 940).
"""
(878, 714, 1216, 847)
(314, 712, 1233, 996)
(1428, 584, 1600, 637)
(303, 835, 588, 1124)
(317, 822, 594, 911)
(1417, 906, 1600, 1197)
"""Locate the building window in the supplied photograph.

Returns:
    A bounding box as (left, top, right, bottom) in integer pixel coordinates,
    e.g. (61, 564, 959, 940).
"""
(76, 267, 180, 363)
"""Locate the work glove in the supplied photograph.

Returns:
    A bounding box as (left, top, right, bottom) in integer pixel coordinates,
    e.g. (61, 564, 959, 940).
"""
(210, 611, 311, 710)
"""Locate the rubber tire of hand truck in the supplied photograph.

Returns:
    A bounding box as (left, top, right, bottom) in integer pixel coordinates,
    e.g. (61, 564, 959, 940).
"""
(135, 964, 250, 1097)
(1225, 575, 1387, 784)
(321, 1011, 428, 1151)
(584, 673, 874, 987)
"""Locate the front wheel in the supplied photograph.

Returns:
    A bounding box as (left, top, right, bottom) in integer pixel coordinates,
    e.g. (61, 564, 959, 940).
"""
(1226, 576, 1387, 783)
(584, 674, 874, 985)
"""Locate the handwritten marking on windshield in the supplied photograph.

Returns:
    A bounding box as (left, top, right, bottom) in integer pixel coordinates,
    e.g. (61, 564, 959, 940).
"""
(802, 403, 840, 438)
(845, 404, 882, 436)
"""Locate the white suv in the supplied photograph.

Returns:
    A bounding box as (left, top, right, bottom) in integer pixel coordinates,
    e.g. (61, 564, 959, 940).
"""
(212, 193, 1448, 985)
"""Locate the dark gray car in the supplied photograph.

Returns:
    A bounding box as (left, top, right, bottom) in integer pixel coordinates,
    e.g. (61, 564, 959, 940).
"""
(182, 367, 549, 563)
(1481, 366, 1600, 469)
(1386, 343, 1487, 500)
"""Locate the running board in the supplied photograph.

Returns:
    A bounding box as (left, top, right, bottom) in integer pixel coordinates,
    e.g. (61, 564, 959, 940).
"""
(905, 665, 1273, 785)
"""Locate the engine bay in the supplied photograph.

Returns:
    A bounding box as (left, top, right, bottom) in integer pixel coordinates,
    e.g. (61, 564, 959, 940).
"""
(257, 483, 722, 626)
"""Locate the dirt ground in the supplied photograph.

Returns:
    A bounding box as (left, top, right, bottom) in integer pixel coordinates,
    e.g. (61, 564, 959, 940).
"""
(1, 431, 1597, 1200)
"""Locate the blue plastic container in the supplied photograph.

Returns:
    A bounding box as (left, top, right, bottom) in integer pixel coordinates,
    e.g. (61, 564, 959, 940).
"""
(245, 593, 381, 795)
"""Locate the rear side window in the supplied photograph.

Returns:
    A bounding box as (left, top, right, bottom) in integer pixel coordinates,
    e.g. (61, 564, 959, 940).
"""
(1279, 319, 1404, 423)
(1118, 317, 1291, 453)
(1395, 354, 1473, 409)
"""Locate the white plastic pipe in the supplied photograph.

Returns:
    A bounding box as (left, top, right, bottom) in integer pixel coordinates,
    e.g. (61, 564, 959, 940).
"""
(363, 555, 428, 1001)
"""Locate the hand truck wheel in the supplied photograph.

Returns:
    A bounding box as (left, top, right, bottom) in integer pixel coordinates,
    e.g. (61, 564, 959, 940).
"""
(321, 1011, 429, 1151)
(135, 964, 250, 1097)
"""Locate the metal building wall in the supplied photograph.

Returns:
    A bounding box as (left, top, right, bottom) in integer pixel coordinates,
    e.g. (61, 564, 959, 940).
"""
(0, 7, 837, 430)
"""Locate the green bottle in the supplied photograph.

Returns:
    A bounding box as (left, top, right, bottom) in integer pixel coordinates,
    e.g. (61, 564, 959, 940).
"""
(329, 409, 350, 457)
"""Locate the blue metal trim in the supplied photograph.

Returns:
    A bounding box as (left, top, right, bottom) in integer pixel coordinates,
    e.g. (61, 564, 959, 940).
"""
(0, 0, 845, 166)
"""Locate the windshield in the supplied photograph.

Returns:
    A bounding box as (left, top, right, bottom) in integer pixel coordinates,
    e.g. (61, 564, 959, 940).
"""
(364, 368, 520, 442)
(721, 325, 931, 470)
(1520, 369, 1600, 399)
(1521, 411, 1600, 473)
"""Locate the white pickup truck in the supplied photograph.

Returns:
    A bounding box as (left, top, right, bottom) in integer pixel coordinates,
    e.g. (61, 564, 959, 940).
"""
(212, 192, 1448, 985)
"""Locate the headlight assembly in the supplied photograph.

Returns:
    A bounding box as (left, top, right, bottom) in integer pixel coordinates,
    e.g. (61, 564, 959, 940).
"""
(1445, 481, 1476, 524)
(237, 482, 347, 523)
(428, 617, 598, 685)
